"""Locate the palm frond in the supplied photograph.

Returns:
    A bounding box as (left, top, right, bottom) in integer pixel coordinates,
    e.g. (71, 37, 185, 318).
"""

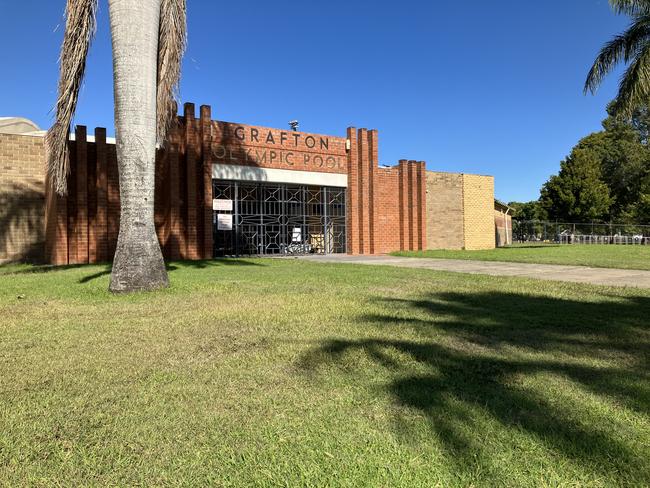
(46, 0, 98, 196)
(611, 42, 650, 116)
(609, 0, 650, 16)
(584, 15, 650, 95)
(157, 0, 187, 145)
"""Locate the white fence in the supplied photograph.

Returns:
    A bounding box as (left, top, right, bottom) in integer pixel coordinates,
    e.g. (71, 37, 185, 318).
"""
(515, 221, 650, 245)
(558, 234, 650, 245)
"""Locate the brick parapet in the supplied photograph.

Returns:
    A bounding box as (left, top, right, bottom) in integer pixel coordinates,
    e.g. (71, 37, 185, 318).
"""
(4, 102, 472, 264)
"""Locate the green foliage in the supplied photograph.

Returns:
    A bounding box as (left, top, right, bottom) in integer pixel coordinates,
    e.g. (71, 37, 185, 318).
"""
(507, 200, 544, 220)
(537, 103, 650, 223)
(585, 1, 650, 117)
(539, 148, 613, 221)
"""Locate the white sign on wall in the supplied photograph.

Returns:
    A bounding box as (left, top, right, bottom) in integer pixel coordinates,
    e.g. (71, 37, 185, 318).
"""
(217, 214, 233, 231)
(213, 199, 233, 211)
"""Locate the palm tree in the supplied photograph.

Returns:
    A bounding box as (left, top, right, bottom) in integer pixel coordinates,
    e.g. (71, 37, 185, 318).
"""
(46, 0, 186, 293)
(585, 0, 650, 116)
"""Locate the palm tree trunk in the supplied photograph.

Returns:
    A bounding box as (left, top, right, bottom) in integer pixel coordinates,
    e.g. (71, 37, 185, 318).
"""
(108, 0, 169, 293)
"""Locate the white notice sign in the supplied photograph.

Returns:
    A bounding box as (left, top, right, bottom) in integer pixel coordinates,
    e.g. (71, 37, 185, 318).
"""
(217, 214, 233, 231)
(213, 199, 233, 211)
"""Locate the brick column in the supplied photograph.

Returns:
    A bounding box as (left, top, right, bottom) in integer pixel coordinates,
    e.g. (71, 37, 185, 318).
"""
(358, 128, 370, 254)
(417, 161, 427, 250)
(184, 103, 200, 259)
(368, 129, 378, 255)
(73, 126, 88, 263)
(408, 161, 417, 250)
(397, 160, 410, 251)
(168, 135, 183, 261)
(346, 128, 359, 254)
(95, 128, 108, 262)
(200, 105, 213, 259)
(45, 175, 68, 265)
(66, 137, 77, 263)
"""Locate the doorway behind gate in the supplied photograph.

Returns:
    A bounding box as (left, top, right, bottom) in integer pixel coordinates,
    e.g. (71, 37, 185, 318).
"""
(212, 181, 347, 256)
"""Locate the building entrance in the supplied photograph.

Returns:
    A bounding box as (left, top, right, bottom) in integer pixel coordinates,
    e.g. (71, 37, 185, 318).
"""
(212, 181, 347, 256)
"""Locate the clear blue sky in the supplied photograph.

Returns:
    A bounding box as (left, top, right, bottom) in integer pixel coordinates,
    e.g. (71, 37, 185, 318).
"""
(0, 0, 630, 202)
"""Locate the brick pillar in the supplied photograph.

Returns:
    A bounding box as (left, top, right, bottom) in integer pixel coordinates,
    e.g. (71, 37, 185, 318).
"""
(346, 128, 359, 254)
(397, 163, 404, 251)
(417, 161, 427, 250)
(168, 136, 182, 261)
(184, 103, 200, 259)
(368, 129, 378, 255)
(66, 137, 78, 263)
(95, 128, 108, 262)
(45, 175, 69, 265)
(358, 129, 370, 254)
(200, 105, 213, 259)
(408, 161, 417, 250)
(398, 160, 410, 251)
(87, 138, 97, 263)
(73, 126, 89, 263)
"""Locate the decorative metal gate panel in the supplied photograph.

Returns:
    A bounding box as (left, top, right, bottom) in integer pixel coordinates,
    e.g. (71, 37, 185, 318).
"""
(213, 181, 346, 256)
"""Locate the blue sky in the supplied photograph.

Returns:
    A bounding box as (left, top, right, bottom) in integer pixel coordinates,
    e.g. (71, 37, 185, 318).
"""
(0, 0, 630, 202)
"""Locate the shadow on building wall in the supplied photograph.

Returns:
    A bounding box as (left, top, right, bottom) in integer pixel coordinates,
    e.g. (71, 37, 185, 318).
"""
(156, 107, 271, 260)
(0, 180, 45, 263)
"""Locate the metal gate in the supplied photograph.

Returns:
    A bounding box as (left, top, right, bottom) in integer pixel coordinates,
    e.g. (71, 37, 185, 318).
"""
(212, 181, 347, 256)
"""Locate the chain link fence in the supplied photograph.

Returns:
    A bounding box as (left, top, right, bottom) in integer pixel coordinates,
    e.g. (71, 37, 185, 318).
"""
(513, 220, 650, 245)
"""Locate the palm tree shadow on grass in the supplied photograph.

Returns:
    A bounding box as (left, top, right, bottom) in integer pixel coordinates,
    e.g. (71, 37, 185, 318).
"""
(299, 291, 650, 483)
(2, 258, 264, 283)
(75, 258, 264, 283)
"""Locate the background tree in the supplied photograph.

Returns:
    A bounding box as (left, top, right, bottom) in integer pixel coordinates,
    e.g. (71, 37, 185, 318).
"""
(539, 147, 613, 222)
(534, 103, 650, 224)
(47, 0, 186, 293)
(595, 104, 650, 218)
(507, 201, 544, 221)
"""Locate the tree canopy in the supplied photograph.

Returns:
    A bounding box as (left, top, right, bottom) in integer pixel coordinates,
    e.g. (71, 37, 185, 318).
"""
(539, 147, 613, 222)
(515, 104, 650, 224)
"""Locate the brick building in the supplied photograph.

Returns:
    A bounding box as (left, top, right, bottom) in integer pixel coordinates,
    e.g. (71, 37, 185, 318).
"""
(425, 171, 495, 250)
(1, 103, 497, 265)
(494, 199, 513, 247)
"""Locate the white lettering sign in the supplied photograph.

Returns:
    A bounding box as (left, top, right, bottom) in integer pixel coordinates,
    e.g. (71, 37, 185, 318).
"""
(213, 199, 233, 211)
(217, 214, 233, 231)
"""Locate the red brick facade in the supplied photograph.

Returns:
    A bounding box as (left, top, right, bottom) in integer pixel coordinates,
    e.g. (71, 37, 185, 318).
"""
(41, 102, 426, 264)
(346, 126, 426, 254)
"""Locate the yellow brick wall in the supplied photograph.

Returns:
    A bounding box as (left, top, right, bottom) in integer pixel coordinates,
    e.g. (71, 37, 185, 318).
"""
(462, 174, 495, 250)
(0, 134, 46, 263)
(425, 171, 496, 250)
(426, 171, 465, 249)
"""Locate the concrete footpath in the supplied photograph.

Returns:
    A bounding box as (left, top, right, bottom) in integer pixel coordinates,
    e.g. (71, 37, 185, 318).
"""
(296, 255, 650, 289)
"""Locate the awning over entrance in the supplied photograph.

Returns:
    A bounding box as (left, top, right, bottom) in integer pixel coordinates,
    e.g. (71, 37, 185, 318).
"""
(212, 163, 348, 188)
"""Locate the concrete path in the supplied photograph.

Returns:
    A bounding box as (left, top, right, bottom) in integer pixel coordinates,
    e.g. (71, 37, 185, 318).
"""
(295, 255, 650, 289)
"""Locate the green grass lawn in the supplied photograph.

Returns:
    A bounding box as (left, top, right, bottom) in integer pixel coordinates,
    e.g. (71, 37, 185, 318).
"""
(393, 243, 650, 270)
(1, 260, 649, 486)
